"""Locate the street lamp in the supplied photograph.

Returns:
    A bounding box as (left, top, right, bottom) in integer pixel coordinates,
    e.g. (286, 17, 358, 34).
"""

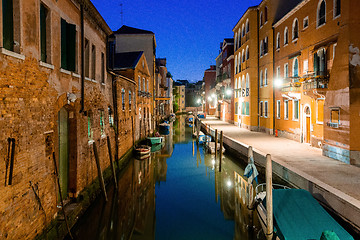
(274, 78, 283, 88)
(225, 88, 233, 96)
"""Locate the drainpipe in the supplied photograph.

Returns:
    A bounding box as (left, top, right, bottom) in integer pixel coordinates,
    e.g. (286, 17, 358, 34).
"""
(80, 4, 85, 113)
(272, 26, 276, 135)
(112, 74, 119, 161)
(257, 9, 260, 130)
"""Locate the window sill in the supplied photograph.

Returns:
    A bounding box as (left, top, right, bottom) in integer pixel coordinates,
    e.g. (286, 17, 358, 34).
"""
(101, 83, 106, 86)
(292, 38, 298, 43)
(85, 77, 97, 83)
(60, 68, 72, 75)
(333, 14, 341, 20)
(303, 26, 308, 30)
(284, 43, 288, 47)
(316, 23, 326, 29)
(316, 121, 323, 125)
(39, 61, 54, 70)
(276, 48, 280, 52)
(101, 134, 106, 139)
(72, 72, 80, 78)
(1, 48, 25, 60)
(292, 118, 299, 122)
(88, 140, 94, 145)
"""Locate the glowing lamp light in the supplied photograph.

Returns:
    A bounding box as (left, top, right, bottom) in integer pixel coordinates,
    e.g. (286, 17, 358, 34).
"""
(211, 160, 216, 165)
(211, 93, 216, 98)
(226, 89, 233, 96)
(274, 78, 283, 88)
(207, 96, 212, 101)
(227, 180, 232, 188)
(196, 99, 201, 104)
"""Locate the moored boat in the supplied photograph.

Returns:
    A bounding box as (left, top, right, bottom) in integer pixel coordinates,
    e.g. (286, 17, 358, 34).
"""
(134, 145, 151, 159)
(147, 136, 164, 145)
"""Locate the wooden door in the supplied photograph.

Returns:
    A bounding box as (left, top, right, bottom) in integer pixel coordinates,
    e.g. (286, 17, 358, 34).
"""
(58, 107, 69, 199)
(306, 116, 311, 143)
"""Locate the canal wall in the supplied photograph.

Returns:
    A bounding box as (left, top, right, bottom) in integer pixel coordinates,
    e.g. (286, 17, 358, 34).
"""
(201, 122, 360, 232)
(35, 147, 134, 240)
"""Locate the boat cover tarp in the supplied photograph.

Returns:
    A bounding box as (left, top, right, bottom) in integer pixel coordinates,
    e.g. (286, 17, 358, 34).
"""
(264, 189, 354, 240)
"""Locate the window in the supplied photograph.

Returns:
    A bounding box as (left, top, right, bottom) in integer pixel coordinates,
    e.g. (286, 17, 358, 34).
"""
(242, 24, 245, 37)
(108, 107, 114, 126)
(264, 37, 268, 54)
(121, 88, 125, 111)
(334, 0, 341, 18)
(260, 70, 263, 87)
(276, 32, 280, 49)
(276, 66, 280, 78)
(260, 101, 263, 117)
(246, 74, 250, 96)
(40, 3, 51, 63)
(238, 53, 241, 70)
(264, 7, 268, 22)
(246, 102, 250, 115)
(235, 102, 238, 115)
(292, 19, 299, 40)
(61, 18, 76, 71)
(284, 27, 289, 45)
(260, 40, 264, 56)
(87, 113, 93, 141)
(264, 68, 268, 86)
(146, 79, 149, 92)
(316, 99, 324, 123)
(241, 102, 245, 115)
(330, 108, 340, 128)
(99, 109, 105, 136)
(84, 39, 90, 77)
(314, 48, 326, 76)
(129, 91, 132, 111)
(303, 17, 309, 29)
(238, 29, 241, 46)
(293, 100, 299, 120)
(317, 0, 326, 27)
(235, 56, 238, 74)
(303, 59, 309, 73)
(234, 33, 237, 50)
(284, 64, 289, 78)
(246, 19, 250, 33)
(264, 101, 268, 118)
(260, 12, 263, 26)
(134, 92, 136, 111)
(3, 0, 20, 53)
(284, 100, 289, 119)
(138, 76, 141, 91)
(246, 46, 249, 60)
(276, 100, 281, 119)
(242, 49, 245, 62)
(293, 58, 299, 77)
(91, 44, 96, 80)
(101, 53, 105, 84)
(143, 78, 145, 92)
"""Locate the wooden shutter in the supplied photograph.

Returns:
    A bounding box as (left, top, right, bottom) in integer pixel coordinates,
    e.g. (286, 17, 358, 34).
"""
(3, 0, 14, 51)
(67, 23, 76, 71)
(61, 18, 67, 69)
(40, 4, 47, 62)
(314, 52, 319, 76)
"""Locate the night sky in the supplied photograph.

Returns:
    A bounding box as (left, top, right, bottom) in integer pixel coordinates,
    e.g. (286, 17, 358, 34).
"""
(91, 0, 262, 82)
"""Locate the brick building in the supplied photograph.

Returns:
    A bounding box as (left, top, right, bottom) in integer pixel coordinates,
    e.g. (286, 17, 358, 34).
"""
(203, 65, 216, 115)
(0, 0, 138, 239)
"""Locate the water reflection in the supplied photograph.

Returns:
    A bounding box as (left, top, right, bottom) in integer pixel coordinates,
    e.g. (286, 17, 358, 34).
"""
(69, 115, 263, 240)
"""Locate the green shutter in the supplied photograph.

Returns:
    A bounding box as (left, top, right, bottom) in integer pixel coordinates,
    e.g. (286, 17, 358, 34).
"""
(67, 23, 76, 71)
(246, 102, 249, 115)
(40, 4, 47, 62)
(61, 18, 67, 69)
(314, 53, 319, 76)
(3, 0, 14, 51)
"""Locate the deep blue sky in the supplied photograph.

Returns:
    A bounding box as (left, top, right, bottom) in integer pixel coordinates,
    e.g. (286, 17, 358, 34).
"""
(92, 0, 262, 82)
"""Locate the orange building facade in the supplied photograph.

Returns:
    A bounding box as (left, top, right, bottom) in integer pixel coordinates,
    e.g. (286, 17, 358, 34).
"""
(232, 0, 360, 165)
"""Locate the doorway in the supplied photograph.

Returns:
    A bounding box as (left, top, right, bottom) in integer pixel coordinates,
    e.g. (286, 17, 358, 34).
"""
(58, 107, 69, 199)
(304, 106, 311, 144)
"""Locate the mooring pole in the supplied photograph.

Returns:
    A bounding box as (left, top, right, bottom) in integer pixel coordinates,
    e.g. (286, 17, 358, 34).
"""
(52, 152, 73, 239)
(192, 117, 195, 134)
(219, 131, 223, 172)
(93, 142, 108, 202)
(107, 136, 117, 189)
(215, 129, 218, 158)
(248, 146, 254, 208)
(131, 116, 135, 146)
(266, 154, 273, 240)
(196, 118, 200, 144)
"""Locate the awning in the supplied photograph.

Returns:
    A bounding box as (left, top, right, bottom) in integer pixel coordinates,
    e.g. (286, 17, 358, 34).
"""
(155, 97, 170, 101)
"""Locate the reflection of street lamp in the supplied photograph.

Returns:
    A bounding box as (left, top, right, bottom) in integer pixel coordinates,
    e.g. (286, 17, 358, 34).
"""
(225, 88, 232, 96)
(227, 179, 232, 188)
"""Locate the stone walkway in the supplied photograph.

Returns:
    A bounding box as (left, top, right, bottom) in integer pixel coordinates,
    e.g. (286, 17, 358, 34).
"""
(201, 117, 360, 230)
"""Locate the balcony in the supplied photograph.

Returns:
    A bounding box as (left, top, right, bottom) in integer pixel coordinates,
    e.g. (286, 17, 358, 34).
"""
(137, 91, 152, 98)
(302, 73, 329, 97)
(281, 79, 301, 93)
(216, 72, 230, 84)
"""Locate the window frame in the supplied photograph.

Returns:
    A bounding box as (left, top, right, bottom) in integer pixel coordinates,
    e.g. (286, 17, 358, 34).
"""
(264, 101, 268, 118)
(284, 100, 289, 120)
(317, 0, 326, 28)
(293, 99, 299, 121)
(276, 100, 281, 119)
(303, 16, 309, 29)
(333, 0, 341, 19)
(276, 32, 280, 50)
(284, 27, 289, 45)
(316, 98, 325, 124)
(292, 18, 299, 41)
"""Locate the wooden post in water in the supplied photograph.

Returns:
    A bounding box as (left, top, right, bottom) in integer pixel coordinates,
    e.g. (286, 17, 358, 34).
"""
(266, 154, 273, 240)
(131, 116, 135, 146)
(196, 118, 200, 143)
(107, 136, 117, 189)
(219, 131, 223, 172)
(214, 129, 218, 159)
(247, 146, 254, 207)
(192, 118, 195, 134)
(93, 142, 108, 202)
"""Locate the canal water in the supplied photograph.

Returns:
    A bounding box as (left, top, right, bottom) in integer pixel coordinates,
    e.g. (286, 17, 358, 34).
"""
(68, 116, 265, 240)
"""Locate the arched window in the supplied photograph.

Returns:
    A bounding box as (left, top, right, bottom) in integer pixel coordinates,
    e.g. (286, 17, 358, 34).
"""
(234, 33, 237, 50)
(242, 24, 245, 37)
(276, 32, 280, 49)
(260, 70, 263, 87)
(138, 76, 141, 91)
(242, 49, 245, 62)
(260, 12, 263, 26)
(264, 7, 268, 22)
(260, 40, 264, 56)
(246, 19, 249, 33)
(284, 27, 289, 45)
(143, 78, 146, 92)
(235, 77, 238, 89)
(121, 88, 125, 110)
(292, 18, 299, 40)
(238, 53, 241, 70)
(293, 58, 299, 77)
(238, 77, 241, 89)
(238, 29, 241, 47)
(242, 75, 245, 92)
(264, 68, 268, 86)
(246, 45, 249, 60)
(235, 56, 238, 74)
(246, 73, 250, 96)
(317, 0, 326, 26)
(334, 0, 341, 17)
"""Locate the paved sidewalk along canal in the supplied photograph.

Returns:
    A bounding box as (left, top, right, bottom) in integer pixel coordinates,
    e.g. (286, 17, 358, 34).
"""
(201, 117, 360, 233)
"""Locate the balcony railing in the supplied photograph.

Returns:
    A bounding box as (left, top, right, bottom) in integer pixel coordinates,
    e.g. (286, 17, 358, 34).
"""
(216, 72, 230, 83)
(137, 91, 152, 98)
(302, 77, 328, 91)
